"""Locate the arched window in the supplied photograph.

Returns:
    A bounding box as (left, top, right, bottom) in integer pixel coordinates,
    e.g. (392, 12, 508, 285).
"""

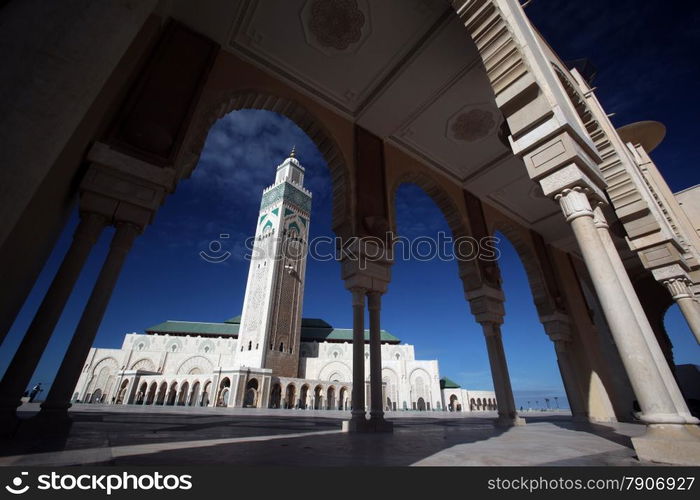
(248, 341, 252, 351)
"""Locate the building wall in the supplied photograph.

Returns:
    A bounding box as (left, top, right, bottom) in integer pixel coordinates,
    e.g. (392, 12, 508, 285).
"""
(74, 333, 471, 411)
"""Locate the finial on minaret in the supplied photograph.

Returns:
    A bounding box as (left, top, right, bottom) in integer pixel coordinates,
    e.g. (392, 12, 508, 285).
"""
(289, 145, 296, 158)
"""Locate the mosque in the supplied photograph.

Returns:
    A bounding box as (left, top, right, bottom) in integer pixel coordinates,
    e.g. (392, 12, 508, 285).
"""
(71, 152, 497, 413)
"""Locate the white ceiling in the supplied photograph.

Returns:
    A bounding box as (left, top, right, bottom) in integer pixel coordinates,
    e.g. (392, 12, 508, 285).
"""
(166, 0, 571, 246)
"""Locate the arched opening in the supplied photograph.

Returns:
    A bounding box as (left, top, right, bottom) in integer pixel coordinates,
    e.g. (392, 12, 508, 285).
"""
(285, 384, 296, 409)
(313, 385, 323, 410)
(177, 381, 189, 406)
(270, 383, 282, 409)
(663, 303, 700, 417)
(326, 386, 335, 410)
(156, 382, 168, 405)
(116, 379, 129, 405)
(201, 381, 212, 407)
(243, 378, 258, 408)
(388, 181, 478, 418)
(218, 377, 232, 407)
(166, 382, 178, 406)
(189, 381, 200, 407)
(91, 389, 102, 404)
(449, 394, 459, 412)
(136, 382, 148, 404)
(146, 382, 157, 405)
(492, 229, 568, 414)
(339, 387, 348, 411)
(300, 384, 309, 410)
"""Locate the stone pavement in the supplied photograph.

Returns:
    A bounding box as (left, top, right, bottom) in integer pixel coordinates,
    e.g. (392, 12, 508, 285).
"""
(0, 403, 656, 466)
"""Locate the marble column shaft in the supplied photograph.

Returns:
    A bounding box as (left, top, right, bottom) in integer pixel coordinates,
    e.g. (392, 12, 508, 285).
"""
(0, 212, 107, 413)
(593, 206, 695, 422)
(481, 322, 518, 422)
(551, 338, 587, 419)
(40, 222, 139, 414)
(368, 291, 384, 421)
(557, 188, 683, 424)
(350, 287, 366, 421)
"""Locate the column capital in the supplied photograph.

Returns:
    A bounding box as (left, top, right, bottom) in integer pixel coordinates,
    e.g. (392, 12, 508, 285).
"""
(663, 278, 693, 300)
(592, 205, 609, 230)
(349, 287, 366, 307)
(539, 312, 573, 343)
(651, 265, 695, 299)
(80, 142, 176, 230)
(466, 285, 505, 325)
(342, 239, 391, 294)
(554, 186, 595, 222)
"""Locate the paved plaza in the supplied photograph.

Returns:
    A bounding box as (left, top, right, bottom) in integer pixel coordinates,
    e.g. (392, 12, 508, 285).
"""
(0, 404, 656, 467)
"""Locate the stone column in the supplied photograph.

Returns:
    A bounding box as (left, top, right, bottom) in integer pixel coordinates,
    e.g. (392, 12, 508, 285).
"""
(368, 291, 385, 424)
(662, 277, 700, 345)
(540, 313, 587, 422)
(38, 222, 140, 419)
(467, 286, 524, 427)
(593, 207, 696, 422)
(349, 287, 366, 426)
(556, 188, 685, 425)
(0, 212, 107, 425)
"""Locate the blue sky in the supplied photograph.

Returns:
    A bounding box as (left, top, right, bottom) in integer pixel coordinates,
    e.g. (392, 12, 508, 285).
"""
(1, 1, 699, 411)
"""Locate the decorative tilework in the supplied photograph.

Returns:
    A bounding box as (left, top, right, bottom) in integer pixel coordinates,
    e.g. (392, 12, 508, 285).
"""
(260, 182, 311, 213)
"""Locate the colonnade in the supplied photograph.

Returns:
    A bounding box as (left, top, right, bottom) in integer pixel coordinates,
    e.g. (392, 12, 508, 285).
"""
(0, 143, 173, 431)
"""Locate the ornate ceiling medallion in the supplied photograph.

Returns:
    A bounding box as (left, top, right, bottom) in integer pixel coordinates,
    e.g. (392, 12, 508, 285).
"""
(302, 0, 371, 55)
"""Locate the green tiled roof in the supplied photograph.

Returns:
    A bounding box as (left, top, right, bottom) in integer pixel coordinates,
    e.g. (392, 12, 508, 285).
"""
(146, 316, 400, 343)
(146, 320, 239, 337)
(440, 377, 461, 389)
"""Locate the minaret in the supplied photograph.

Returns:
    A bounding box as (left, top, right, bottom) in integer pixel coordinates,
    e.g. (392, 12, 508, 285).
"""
(236, 148, 311, 377)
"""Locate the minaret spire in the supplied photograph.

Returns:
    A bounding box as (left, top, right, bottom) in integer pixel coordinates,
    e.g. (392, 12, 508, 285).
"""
(289, 145, 296, 158)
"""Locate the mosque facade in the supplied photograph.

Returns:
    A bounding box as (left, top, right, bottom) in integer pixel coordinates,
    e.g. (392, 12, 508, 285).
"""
(72, 153, 495, 413)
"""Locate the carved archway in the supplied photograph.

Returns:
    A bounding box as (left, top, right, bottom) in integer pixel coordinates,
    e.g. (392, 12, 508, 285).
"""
(177, 91, 353, 237)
